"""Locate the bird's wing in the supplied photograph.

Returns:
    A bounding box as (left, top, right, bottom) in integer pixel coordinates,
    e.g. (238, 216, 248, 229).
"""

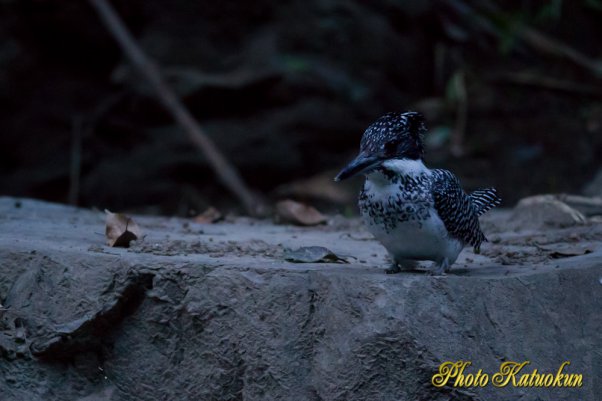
(431, 169, 486, 250)
(470, 188, 502, 216)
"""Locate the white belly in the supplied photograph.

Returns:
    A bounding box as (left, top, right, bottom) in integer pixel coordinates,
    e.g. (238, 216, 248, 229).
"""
(359, 160, 465, 265)
(362, 209, 464, 264)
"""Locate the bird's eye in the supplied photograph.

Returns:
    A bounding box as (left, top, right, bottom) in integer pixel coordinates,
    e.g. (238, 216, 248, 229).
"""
(384, 140, 398, 155)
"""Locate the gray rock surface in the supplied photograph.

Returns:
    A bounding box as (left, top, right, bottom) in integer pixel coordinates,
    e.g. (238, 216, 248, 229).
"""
(0, 197, 601, 401)
(507, 195, 587, 230)
(583, 169, 602, 197)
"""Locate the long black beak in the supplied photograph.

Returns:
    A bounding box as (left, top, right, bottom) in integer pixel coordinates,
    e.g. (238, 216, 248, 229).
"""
(334, 153, 382, 181)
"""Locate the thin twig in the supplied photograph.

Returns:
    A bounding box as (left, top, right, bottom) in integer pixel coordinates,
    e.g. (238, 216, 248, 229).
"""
(68, 116, 83, 205)
(450, 69, 467, 157)
(68, 94, 124, 206)
(490, 72, 602, 97)
(87, 0, 264, 215)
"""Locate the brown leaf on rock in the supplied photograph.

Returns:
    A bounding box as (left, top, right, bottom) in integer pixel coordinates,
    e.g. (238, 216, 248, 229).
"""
(193, 207, 223, 224)
(105, 210, 142, 247)
(284, 246, 348, 263)
(275, 200, 327, 226)
(536, 244, 593, 259)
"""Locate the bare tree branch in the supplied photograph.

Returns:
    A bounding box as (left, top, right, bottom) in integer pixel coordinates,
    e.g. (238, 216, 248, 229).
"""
(519, 27, 602, 77)
(88, 0, 265, 215)
(442, 0, 602, 78)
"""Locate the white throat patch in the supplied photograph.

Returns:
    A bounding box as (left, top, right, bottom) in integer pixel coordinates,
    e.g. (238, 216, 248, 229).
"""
(381, 159, 429, 175)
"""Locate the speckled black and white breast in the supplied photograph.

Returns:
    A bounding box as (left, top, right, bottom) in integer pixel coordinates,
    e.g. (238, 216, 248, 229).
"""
(358, 159, 464, 264)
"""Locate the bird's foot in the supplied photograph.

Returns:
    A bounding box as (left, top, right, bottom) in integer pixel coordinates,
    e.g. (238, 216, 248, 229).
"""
(429, 258, 450, 276)
(427, 269, 446, 277)
(385, 264, 402, 274)
(385, 260, 418, 274)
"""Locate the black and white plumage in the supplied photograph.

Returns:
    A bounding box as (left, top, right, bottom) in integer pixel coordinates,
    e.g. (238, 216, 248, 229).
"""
(335, 111, 501, 275)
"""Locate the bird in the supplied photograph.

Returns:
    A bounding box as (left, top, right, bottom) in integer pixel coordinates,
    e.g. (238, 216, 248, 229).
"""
(334, 111, 501, 275)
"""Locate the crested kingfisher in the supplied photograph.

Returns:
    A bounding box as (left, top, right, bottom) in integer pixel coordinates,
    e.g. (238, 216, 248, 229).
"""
(335, 111, 501, 275)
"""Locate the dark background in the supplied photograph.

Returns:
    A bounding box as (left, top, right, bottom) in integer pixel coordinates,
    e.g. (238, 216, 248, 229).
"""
(1, 0, 601, 215)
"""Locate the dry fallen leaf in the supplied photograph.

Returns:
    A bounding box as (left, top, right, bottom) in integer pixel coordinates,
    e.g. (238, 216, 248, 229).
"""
(105, 210, 142, 247)
(536, 244, 593, 259)
(275, 199, 327, 226)
(193, 207, 223, 224)
(284, 246, 348, 263)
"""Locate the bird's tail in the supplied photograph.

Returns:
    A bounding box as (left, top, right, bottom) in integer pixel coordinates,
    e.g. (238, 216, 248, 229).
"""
(470, 188, 501, 216)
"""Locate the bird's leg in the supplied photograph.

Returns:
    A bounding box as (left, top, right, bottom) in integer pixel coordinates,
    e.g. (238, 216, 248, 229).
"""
(429, 258, 449, 276)
(385, 263, 401, 274)
(385, 259, 418, 274)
